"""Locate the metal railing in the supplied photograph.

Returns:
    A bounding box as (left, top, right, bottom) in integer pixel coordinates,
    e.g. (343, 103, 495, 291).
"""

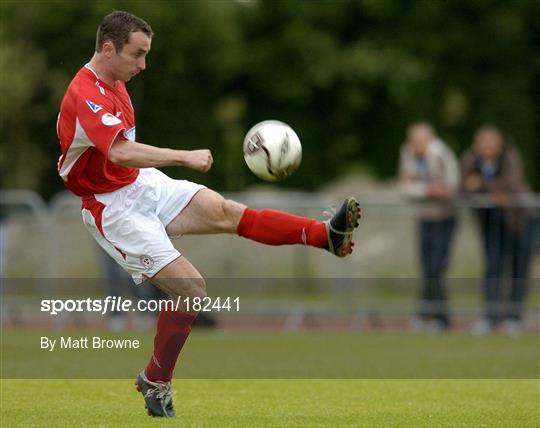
(1, 188, 539, 330)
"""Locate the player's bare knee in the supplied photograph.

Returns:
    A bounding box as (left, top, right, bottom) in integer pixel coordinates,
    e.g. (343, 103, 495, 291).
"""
(185, 278, 207, 300)
(155, 274, 206, 298)
(191, 276, 207, 295)
(172, 280, 206, 302)
(221, 199, 246, 231)
(167, 283, 206, 300)
(194, 286, 208, 300)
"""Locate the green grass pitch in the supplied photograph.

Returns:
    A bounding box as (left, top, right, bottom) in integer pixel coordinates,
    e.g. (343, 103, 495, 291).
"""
(1, 379, 538, 427)
(1, 330, 539, 426)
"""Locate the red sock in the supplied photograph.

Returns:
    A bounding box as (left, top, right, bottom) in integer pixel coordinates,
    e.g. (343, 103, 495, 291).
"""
(145, 310, 195, 382)
(236, 208, 328, 248)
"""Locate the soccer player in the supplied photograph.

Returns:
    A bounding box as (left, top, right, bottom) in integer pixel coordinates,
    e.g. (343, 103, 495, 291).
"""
(57, 11, 361, 417)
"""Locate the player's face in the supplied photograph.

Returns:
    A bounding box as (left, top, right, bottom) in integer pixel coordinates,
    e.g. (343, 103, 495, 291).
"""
(109, 31, 151, 82)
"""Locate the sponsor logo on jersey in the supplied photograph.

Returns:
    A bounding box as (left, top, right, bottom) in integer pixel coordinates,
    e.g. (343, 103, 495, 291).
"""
(101, 112, 122, 126)
(140, 255, 154, 270)
(124, 127, 136, 141)
(86, 100, 103, 113)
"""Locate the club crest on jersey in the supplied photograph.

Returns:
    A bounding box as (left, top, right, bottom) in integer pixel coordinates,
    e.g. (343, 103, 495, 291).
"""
(140, 255, 154, 270)
(101, 112, 122, 126)
(86, 100, 103, 113)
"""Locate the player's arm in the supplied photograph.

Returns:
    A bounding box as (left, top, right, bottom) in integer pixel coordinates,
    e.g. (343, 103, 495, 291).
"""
(109, 137, 213, 172)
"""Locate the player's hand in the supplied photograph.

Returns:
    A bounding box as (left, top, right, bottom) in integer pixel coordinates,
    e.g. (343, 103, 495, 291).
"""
(184, 149, 213, 173)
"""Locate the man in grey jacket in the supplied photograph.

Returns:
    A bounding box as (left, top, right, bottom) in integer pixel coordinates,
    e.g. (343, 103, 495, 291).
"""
(399, 122, 460, 331)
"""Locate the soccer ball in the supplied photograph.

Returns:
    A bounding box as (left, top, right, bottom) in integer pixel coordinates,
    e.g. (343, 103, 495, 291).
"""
(243, 120, 302, 182)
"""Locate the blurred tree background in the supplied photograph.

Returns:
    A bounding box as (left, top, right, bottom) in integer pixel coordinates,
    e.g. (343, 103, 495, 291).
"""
(0, 0, 539, 199)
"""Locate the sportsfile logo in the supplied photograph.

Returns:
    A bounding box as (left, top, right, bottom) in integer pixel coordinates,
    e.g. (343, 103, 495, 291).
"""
(40, 296, 240, 315)
(86, 99, 103, 113)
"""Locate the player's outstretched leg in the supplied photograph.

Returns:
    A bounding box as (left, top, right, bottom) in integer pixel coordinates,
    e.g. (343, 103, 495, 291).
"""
(236, 196, 361, 256)
(166, 189, 362, 256)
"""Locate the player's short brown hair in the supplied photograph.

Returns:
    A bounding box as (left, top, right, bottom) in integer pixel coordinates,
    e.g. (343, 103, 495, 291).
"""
(95, 11, 153, 53)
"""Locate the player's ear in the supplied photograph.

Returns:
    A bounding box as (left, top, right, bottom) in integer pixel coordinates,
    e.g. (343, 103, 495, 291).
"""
(102, 41, 116, 58)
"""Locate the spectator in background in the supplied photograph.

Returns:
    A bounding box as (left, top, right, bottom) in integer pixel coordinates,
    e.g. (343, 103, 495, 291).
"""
(461, 125, 534, 336)
(399, 122, 460, 332)
(0, 175, 7, 277)
(0, 200, 6, 278)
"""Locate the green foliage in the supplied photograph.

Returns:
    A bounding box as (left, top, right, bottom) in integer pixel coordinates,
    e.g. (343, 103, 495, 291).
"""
(0, 0, 539, 197)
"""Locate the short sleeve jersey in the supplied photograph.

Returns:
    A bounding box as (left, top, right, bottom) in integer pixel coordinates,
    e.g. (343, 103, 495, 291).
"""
(57, 64, 139, 196)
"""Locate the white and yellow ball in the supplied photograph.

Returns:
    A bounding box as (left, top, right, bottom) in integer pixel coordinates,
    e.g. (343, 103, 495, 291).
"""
(243, 120, 302, 182)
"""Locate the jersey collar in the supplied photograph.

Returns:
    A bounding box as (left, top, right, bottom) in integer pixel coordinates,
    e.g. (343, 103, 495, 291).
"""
(84, 63, 118, 92)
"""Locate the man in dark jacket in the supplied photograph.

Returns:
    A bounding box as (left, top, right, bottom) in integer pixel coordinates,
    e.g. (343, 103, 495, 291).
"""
(461, 125, 535, 335)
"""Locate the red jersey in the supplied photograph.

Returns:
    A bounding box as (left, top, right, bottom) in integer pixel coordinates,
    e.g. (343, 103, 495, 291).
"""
(57, 64, 139, 196)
